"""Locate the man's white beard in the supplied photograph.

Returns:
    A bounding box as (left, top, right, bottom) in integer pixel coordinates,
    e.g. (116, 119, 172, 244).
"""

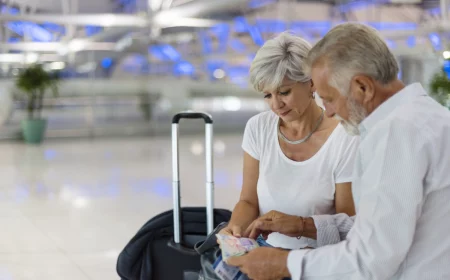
(335, 97, 368, 136)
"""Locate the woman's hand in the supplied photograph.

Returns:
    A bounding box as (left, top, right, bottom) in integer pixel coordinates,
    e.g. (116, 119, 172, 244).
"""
(216, 224, 243, 245)
(244, 210, 304, 240)
(219, 224, 243, 237)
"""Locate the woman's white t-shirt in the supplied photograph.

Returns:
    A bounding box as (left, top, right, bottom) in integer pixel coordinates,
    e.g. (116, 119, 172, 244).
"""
(242, 111, 359, 249)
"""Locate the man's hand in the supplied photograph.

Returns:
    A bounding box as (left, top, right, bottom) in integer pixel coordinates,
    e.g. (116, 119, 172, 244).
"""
(244, 210, 304, 240)
(226, 247, 291, 280)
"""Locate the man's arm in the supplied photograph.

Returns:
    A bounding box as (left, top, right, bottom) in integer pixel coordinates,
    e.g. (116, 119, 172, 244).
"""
(245, 212, 354, 245)
(311, 214, 355, 247)
(288, 120, 428, 279)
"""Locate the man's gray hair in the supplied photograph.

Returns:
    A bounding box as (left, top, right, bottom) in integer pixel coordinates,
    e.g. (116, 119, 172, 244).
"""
(305, 22, 399, 95)
(249, 32, 311, 93)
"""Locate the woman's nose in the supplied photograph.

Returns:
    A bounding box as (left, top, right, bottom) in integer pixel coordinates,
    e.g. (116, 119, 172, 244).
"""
(272, 95, 283, 109)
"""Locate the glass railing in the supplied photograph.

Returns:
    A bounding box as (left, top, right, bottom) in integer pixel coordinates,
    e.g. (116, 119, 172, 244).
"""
(0, 92, 267, 140)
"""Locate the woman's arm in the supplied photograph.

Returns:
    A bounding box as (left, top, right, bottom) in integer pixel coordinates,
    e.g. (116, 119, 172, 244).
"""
(245, 182, 356, 241)
(221, 152, 260, 237)
(334, 182, 356, 216)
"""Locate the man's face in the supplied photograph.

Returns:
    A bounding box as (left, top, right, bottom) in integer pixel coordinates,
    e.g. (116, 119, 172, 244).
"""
(311, 65, 367, 136)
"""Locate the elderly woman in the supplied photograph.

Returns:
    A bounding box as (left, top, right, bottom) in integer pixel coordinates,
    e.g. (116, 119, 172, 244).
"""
(220, 32, 358, 250)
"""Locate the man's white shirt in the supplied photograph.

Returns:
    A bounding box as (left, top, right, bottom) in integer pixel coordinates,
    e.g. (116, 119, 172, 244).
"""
(287, 83, 450, 279)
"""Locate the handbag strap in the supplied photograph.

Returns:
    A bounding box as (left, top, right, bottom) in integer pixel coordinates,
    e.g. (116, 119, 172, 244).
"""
(194, 222, 228, 254)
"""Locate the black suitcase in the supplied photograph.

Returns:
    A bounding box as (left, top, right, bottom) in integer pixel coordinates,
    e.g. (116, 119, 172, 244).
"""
(116, 112, 232, 280)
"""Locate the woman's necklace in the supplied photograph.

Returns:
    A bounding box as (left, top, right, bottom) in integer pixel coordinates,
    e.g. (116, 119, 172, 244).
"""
(277, 108, 324, 145)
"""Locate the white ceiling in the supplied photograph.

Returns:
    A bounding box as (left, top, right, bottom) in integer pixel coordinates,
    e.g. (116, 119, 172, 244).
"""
(0, 0, 447, 78)
(5, 0, 116, 13)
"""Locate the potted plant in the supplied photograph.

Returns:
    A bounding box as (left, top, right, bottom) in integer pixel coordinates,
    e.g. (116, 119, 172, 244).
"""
(15, 64, 60, 144)
(429, 70, 450, 108)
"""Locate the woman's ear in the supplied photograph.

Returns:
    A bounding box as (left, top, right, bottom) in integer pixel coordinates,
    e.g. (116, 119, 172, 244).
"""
(310, 79, 316, 92)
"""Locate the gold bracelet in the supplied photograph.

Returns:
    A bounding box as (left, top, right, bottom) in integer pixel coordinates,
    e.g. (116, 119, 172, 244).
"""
(296, 217, 306, 240)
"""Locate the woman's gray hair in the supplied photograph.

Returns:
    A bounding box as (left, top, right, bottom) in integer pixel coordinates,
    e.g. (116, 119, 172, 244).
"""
(305, 22, 399, 96)
(249, 32, 312, 93)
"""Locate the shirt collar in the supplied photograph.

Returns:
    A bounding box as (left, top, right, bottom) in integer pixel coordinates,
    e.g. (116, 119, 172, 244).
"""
(358, 83, 428, 137)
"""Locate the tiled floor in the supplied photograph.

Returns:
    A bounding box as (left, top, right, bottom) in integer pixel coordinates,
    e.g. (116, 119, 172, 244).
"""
(0, 135, 243, 279)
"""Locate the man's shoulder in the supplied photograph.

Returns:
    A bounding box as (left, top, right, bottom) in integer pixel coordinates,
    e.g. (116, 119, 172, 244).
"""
(374, 97, 450, 143)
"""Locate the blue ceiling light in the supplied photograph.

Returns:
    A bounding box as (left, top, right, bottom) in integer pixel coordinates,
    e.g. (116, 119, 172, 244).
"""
(444, 60, 450, 79)
(229, 17, 266, 48)
(149, 45, 166, 61)
(338, 1, 371, 13)
(407, 36, 416, 48)
(289, 22, 314, 41)
(210, 23, 230, 53)
(234, 16, 248, 33)
(248, 0, 276, 9)
(101, 57, 113, 69)
(338, 0, 389, 13)
(227, 66, 249, 77)
(117, 0, 137, 12)
(234, 16, 264, 46)
(369, 22, 417, 31)
(429, 7, 440, 16)
(427, 6, 450, 17)
(149, 45, 182, 62)
(41, 22, 65, 34)
(159, 44, 182, 61)
(173, 61, 195, 76)
(386, 39, 396, 49)
(210, 23, 230, 35)
(118, 0, 135, 4)
(6, 21, 53, 42)
(28, 23, 54, 42)
(206, 60, 226, 71)
(290, 21, 331, 29)
(229, 39, 247, 53)
(2, 6, 53, 42)
(441, 61, 450, 75)
(227, 65, 250, 87)
(247, 25, 264, 46)
(1, 6, 19, 14)
(255, 19, 287, 34)
(8, 37, 20, 43)
(443, 60, 450, 72)
(85, 25, 103, 37)
(429, 33, 442, 51)
(198, 31, 213, 54)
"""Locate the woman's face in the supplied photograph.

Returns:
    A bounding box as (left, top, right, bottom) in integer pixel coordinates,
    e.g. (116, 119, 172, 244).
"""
(263, 78, 314, 122)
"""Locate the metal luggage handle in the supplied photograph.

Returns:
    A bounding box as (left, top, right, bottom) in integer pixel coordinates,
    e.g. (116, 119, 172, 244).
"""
(172, 111, 214, 244)
(172, 112, 213, 124)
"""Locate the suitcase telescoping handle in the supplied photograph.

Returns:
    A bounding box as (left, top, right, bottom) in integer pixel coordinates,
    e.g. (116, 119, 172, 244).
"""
(172, 111, 214, 244)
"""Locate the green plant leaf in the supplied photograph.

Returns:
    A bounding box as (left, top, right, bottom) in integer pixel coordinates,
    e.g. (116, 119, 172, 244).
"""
(14, 64, 60, 118)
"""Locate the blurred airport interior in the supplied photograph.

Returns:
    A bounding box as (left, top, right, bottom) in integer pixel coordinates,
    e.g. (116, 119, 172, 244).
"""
(0, 0, 450, 279)
(0, 0, 450, 140)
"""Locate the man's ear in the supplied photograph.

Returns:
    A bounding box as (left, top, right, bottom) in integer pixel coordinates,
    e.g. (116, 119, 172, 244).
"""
(351, 75, 375, 105)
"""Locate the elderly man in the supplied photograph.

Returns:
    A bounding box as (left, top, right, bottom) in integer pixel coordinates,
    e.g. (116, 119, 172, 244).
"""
(227, 22, 450, 280)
